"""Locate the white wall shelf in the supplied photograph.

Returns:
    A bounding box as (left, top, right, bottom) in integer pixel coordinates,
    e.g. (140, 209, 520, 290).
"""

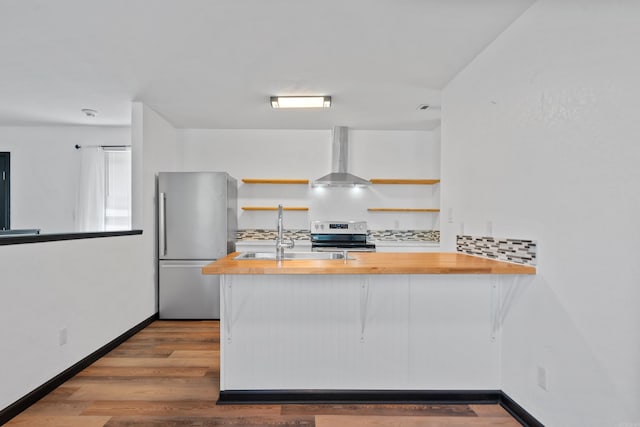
(367, 208, 440, 213)
(241, 206, 309, 211)
(242, 178, 309, 184)
(369, 178, 440, 185)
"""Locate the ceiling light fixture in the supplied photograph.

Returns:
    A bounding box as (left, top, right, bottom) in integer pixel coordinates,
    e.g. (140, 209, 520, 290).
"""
(270, 96, 331, 109)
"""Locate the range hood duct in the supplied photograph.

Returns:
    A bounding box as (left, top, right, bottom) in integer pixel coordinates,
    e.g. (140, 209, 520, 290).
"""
(313, 126, 371, 187)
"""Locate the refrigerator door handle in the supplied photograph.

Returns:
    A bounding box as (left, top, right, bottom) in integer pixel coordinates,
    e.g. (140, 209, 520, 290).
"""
(159, 192, 167, 256)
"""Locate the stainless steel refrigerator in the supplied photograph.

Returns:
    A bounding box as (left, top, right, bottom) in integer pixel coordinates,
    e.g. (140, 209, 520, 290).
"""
(158, 172, 237, 319)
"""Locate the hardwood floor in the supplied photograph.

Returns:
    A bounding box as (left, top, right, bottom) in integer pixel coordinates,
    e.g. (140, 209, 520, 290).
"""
(5, 321, 522, 426)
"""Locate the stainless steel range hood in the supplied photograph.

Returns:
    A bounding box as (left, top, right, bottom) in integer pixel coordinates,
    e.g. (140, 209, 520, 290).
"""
(313, 126, 371, 187)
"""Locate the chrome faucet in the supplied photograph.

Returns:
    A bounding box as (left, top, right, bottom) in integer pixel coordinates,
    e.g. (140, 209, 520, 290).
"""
(275, 204, 294, 260)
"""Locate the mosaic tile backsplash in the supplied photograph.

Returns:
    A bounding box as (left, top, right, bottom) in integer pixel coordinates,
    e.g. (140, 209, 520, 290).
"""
(237, 229, 440, 243)
(368, 230, 439, 242)
(237, 229, 311, 241)
(456, 235, 537, 266)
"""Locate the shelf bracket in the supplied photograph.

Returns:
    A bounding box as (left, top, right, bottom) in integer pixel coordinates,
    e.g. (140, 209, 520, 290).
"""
(490, 275, 500, 341)
(222, 275, 233, 343)
(359, 277, 371, 342)
(490, 275, 526, 341)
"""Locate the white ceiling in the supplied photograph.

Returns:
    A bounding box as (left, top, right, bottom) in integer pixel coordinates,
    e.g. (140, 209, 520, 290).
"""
(0, 0, 534, 130)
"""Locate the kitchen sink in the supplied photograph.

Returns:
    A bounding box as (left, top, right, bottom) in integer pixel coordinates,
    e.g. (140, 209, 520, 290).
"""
(234, 251, 353, 260)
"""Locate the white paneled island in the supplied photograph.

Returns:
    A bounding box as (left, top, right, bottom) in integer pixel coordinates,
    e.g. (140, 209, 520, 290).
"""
(203, 252, 535, 400)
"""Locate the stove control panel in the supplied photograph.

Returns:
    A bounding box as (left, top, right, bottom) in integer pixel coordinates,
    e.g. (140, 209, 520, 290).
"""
(311, 221, 367, 234)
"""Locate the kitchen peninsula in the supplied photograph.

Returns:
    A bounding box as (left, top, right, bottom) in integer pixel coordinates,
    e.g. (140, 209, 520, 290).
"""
(203, 252, 535, 401)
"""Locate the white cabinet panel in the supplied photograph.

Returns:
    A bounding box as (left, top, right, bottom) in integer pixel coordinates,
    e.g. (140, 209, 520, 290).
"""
(220, 274, 502, 391)
(408, 275, 499, 389)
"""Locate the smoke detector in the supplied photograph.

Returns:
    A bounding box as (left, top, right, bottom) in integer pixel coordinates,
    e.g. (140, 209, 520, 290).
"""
(81, 108, 98, 117)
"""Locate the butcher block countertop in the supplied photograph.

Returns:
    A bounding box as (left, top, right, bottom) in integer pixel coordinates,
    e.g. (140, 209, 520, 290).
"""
(202, 252, 536, 275)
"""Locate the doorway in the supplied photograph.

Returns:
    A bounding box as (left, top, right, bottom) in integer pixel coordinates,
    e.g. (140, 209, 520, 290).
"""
(0, 152, 9, 230)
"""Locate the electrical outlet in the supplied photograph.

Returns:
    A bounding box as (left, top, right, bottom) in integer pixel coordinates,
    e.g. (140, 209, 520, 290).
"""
(59, 328, 68, 346)
(537, 365, 547, 390)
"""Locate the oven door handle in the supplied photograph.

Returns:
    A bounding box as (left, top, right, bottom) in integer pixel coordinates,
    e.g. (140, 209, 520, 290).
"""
(312, 246, 376, 253)
(312, 247, 340, 253)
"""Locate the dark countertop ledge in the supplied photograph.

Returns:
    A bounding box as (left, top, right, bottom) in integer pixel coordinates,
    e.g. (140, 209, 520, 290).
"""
(0, 230, 143, 246)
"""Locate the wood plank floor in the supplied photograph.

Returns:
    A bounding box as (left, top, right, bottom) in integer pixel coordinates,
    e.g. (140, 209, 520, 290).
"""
(5, 321, 522, 426)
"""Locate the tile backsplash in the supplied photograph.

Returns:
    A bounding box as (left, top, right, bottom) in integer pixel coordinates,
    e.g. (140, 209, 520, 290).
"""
(456, 235, 537, 266)
(237, 229, 440, 243)
(237, 229, 311, 241)
(368, 230, 439, 242)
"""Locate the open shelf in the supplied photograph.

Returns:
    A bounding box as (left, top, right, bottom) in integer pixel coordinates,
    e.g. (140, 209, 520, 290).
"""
(369, 179, 440, 185)
(242, 179, 309, 184)
(367, 208, 440, 213)
(241, 206, 309, 211)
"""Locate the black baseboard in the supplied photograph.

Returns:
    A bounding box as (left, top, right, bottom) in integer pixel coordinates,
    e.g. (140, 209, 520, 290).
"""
(0, 313, 158, 426)
(218, 389, 502, 405)
(500, 392, 545, 427)
(218, 389, 544, 427)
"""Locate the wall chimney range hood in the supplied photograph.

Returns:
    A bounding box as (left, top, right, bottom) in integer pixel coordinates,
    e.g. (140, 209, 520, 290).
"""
(313, 126, 370, 188)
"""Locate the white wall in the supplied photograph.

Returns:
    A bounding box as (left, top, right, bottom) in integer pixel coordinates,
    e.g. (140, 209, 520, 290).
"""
(0, 235, 153, 410)
(132, 102, 179, 310)
(0, 126, 130, 233)
(0, 104, 177, 413)
(179, 128, 440, 230)
(441, 1, 640, 426)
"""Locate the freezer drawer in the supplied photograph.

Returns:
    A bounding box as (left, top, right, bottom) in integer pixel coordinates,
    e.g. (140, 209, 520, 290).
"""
(159, 260, 220, 319)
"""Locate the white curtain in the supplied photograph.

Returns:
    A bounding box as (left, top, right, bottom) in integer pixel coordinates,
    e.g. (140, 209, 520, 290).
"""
(76, 147, 106, 231)
(104, 149, 132, 231)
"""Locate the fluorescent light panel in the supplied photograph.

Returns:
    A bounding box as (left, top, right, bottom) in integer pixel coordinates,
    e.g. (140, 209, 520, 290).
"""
(271, 96, 331, 109)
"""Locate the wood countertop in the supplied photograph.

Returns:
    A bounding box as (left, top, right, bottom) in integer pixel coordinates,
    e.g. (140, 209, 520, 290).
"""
(202, 252, 536, 275)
